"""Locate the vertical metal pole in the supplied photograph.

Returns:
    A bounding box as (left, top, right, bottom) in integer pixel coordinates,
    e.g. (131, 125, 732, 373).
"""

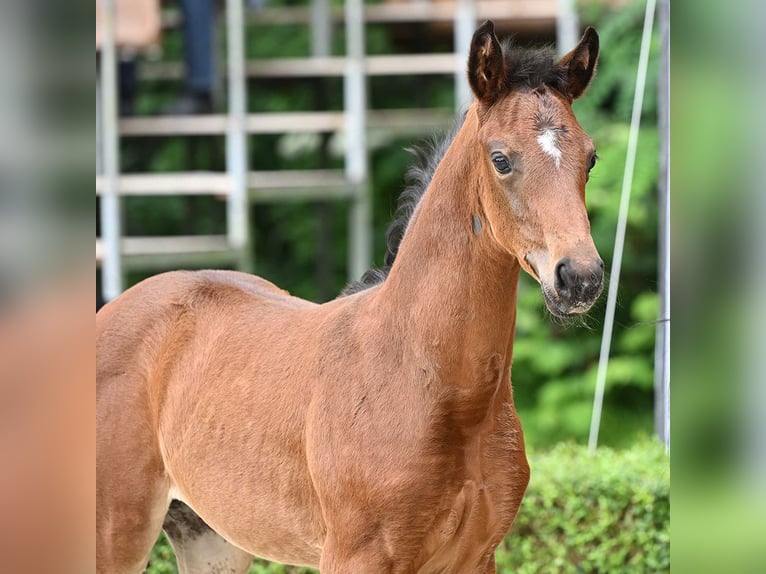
(226, 0, 249, 259)
(312, 0, 334, 299)
(311, 0, 331, 58)
(454, 0, 476, 111)
(748, 0, 766, 492)
(589, 0, 656, 453)
(97, 77, 103, 176)
(345, 0, 370, 281)
(654, 0, 670, 452)
(557, 0, 580, 55)
(99, 0, 123, 300)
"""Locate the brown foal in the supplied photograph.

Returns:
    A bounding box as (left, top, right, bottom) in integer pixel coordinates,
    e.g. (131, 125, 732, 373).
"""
(97, 22, 603, 574)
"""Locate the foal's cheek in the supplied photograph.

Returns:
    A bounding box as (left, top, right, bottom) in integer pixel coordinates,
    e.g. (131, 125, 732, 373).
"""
(505, 187, 525, 217)
(499, 178, 530, 222)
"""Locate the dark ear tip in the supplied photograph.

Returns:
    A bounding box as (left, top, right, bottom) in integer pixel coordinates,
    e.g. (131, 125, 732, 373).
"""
(476, 20, 495, 35)
(582, 26, 599, 44)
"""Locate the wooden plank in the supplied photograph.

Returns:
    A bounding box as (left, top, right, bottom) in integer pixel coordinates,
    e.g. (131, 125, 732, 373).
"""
(96, 172, 230, 195)
(245, 111, 345, 133)
(95, 170, 352, 196)
(120, 112, 345, 136)
(123, 235, 231, 255)
(119, 109, 454, 137)
(236, 1, 557, 26)
(247, 56, 344, 78)
(367, 1, 557, 24)
(143, 53, 458, 81)
(368, 108, 454, 131)
(368, 53, 456, 76)
(97, 235, 234, 265)
(120, 115, 228, 136)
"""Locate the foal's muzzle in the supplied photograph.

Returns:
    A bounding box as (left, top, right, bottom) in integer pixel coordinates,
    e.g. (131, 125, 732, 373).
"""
(545, 257, 604, 316)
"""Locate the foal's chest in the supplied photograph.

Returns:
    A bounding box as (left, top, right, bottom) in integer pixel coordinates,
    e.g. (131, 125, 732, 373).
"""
(418, 405, 529, 572)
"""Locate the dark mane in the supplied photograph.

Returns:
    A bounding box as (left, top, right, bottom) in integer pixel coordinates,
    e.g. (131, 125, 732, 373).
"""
(340, 41, 566, 297)
(500, 40, 568, 95)
(340, 115, 464, 296)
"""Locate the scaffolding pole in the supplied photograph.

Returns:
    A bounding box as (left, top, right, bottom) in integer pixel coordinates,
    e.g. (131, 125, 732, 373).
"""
(589, 0, 657, 453)
(99, 0, 123, 300)
(654, 0, 670, 451)
(557, 0, 580, 55)
(454, 0, 476, 111)
(226, 0, 249, 262)
(345, 0, 371, 281)
(311, 0, 332, 58)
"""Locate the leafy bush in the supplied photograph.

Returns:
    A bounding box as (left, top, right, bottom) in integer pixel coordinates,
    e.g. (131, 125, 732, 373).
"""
(496, 439, 670, 573)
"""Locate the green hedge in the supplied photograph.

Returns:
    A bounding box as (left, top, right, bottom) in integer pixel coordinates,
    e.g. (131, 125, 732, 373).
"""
(146, 440, 668, 573)
(496, 439, 669, 573)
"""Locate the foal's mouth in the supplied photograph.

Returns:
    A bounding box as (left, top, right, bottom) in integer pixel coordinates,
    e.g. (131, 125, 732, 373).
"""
(541, 282, 603, 318)
(524, 252, 604, 317)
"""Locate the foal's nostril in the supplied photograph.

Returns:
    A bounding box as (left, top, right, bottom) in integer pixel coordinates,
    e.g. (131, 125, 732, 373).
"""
(591, 260, 605, 284)
(555, 258, 603, 304)
(554, 258, 576, 299)
(582, 260, 605, 299)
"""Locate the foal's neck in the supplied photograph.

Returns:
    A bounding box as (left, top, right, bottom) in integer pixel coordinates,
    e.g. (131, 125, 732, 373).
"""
(378, 108, 521, 374)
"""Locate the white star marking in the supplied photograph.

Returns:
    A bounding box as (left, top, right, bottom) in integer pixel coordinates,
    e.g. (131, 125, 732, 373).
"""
(537, 129, 562, 168)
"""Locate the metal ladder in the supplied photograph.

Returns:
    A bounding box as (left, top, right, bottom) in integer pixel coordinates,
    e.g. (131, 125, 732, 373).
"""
(97, 0, 567, 303)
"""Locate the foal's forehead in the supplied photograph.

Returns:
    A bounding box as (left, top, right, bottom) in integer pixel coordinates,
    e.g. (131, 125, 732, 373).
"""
(493, 88, 590, 145)
(481, 88, 593, 174)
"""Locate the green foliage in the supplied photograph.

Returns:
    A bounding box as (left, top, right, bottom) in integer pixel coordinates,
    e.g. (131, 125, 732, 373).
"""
(511, 0, 661, 449)
(146, 534, 176, 574)
(496, 440, 670, 573)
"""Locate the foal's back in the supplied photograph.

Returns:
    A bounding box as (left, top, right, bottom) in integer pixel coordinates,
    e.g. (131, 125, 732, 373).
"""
(96, 270, 337, 571)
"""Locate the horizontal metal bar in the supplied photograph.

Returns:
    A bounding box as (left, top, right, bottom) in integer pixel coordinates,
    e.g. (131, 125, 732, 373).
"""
(160, 1, 555, 28)
(119, 112, 345, 136)
(96, 235, 231, 260)
(120, 115, 228, 136)
(142, 53, 460, 81)
(96, 172, 229, 195)
(242, 1, 556, 26)
(95, 170, 351, 196)
(119, 109, 452, 137)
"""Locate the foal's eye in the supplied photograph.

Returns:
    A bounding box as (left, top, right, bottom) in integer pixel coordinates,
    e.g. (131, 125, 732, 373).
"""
(586, 153, 598, 181)
(588, 153, 598, 172)
(491, 152, 513, 175)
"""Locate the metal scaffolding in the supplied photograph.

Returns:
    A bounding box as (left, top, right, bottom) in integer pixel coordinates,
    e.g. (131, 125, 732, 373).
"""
(97, 0, 562, 302)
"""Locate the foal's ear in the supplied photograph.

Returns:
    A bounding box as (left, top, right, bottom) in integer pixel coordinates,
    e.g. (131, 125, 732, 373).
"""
(468, 20, 506, 105)
(557, 27, 599, 100)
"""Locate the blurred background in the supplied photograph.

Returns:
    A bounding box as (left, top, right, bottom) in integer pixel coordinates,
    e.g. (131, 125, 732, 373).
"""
(94, 0, 674, 571)
(97, 0, 663, 450)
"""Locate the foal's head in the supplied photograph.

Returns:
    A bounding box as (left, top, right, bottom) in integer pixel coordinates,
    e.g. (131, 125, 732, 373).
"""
(467, 22, 604, 317)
